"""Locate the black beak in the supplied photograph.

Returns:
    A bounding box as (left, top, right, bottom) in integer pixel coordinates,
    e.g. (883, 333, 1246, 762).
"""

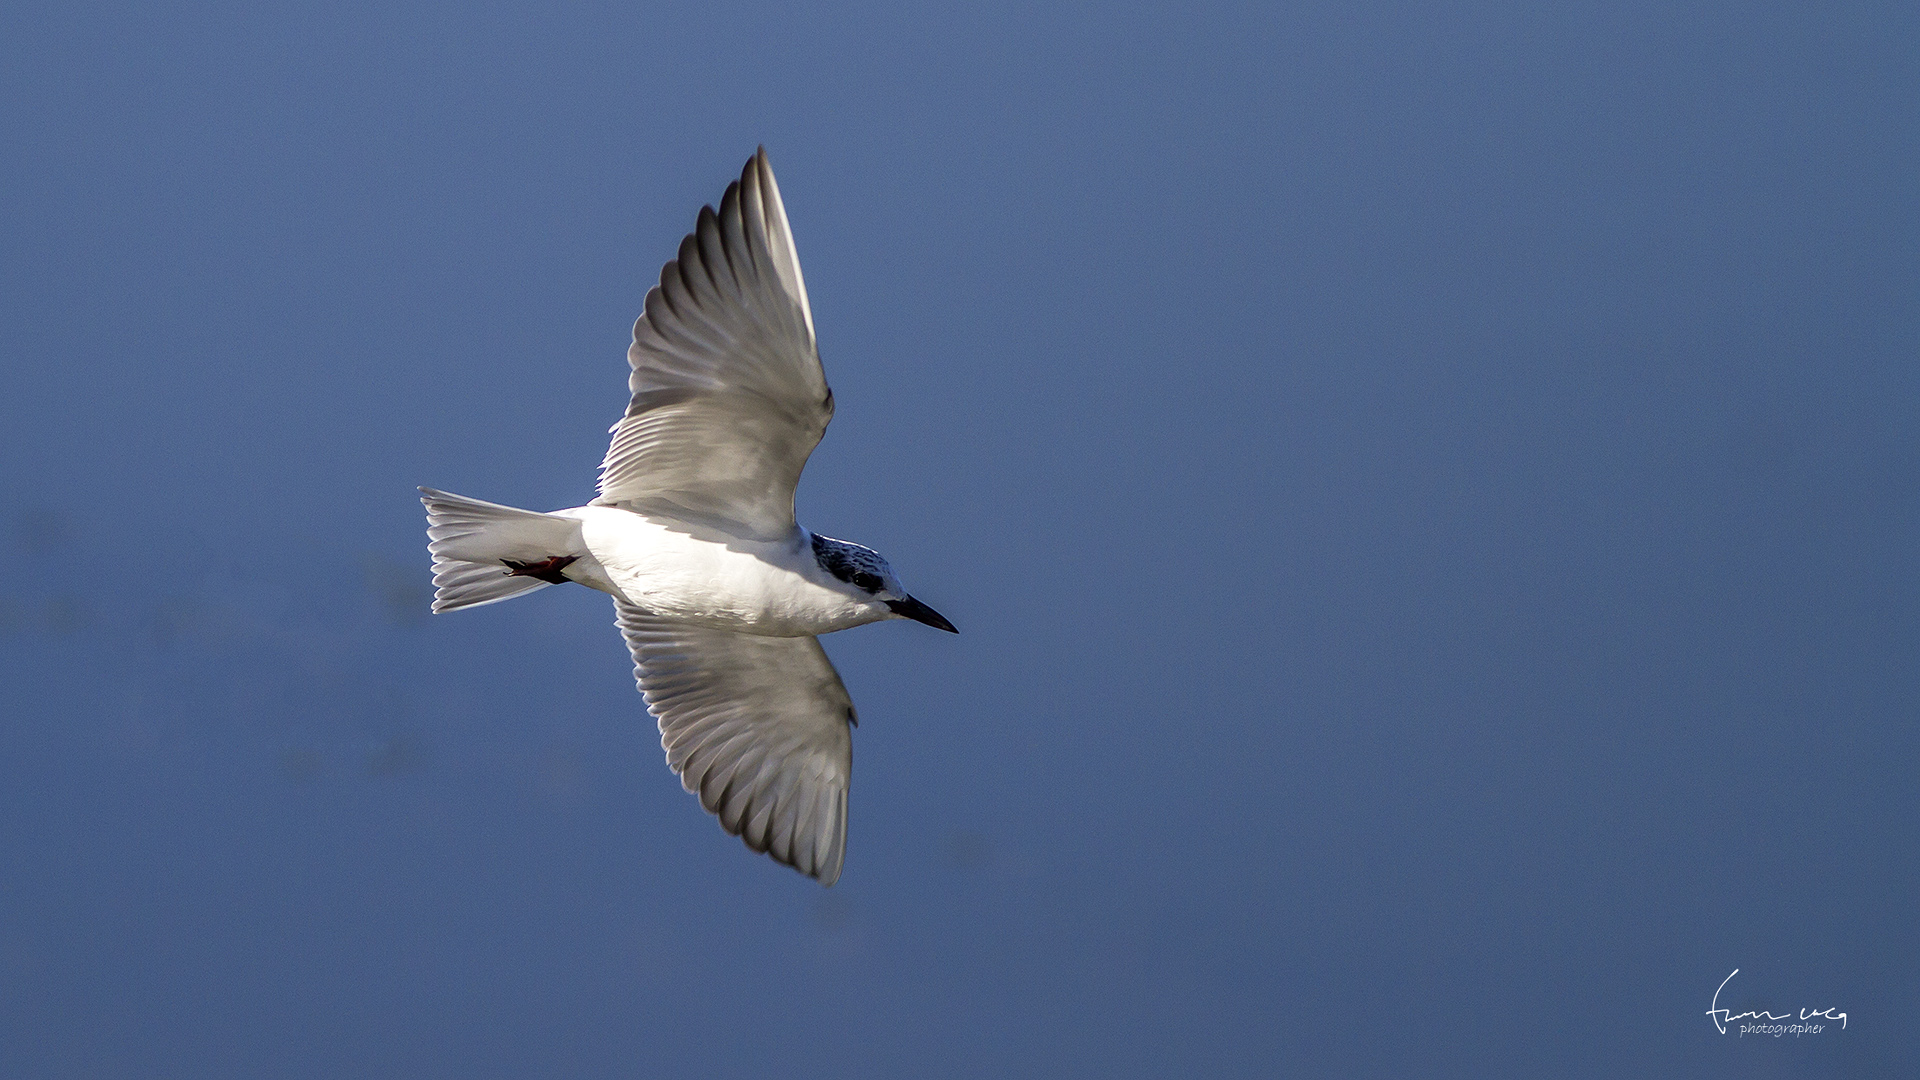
(886, 596, 958, 633)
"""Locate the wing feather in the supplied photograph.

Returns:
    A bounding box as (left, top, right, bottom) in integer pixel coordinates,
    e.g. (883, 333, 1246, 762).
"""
(615, 600, 854, 885)
(597, 148, 832, 539)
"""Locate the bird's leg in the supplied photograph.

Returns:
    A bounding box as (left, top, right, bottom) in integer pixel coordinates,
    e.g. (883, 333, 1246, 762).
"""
(501, 555, 578, 584)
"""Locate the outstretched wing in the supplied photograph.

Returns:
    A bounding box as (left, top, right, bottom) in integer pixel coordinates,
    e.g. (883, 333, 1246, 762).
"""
(615, 600, 853, 885)
(595, 148, 833, 540)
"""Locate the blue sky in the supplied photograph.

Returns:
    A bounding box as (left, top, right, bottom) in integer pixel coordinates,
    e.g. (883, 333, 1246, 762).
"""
(2, 2, 1915, 1076)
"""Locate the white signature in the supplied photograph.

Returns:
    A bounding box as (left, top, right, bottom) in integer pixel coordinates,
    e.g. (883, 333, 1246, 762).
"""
(1707, 969, 1847, 1035)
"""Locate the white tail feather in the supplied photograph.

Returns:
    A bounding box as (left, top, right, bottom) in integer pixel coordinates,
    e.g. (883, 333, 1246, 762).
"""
(419, 487, 583, 613)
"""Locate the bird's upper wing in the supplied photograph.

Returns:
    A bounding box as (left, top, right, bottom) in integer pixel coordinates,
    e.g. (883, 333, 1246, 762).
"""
(595, 148, 832, 541)
(615, 600, 853, 885)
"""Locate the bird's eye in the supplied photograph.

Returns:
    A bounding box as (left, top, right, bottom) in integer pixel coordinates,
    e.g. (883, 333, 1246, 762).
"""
(853, 572, 882, 593)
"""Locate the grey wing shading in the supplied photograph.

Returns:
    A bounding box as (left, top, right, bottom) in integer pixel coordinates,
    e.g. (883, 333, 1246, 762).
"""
(596, 147, 833, 541)
(615, 600, 854, 885)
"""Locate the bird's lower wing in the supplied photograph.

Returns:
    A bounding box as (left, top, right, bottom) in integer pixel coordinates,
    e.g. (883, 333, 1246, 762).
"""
(614, 600, 853, 885)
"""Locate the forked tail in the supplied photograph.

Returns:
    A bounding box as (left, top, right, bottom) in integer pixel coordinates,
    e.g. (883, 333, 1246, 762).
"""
(418, 487, 584, 613)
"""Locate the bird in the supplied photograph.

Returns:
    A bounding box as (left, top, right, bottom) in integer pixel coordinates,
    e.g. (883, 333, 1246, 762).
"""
(419, 148, 955, 886)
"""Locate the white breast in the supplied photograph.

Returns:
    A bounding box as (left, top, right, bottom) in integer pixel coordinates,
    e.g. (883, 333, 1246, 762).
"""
(555, 505, 877, 636)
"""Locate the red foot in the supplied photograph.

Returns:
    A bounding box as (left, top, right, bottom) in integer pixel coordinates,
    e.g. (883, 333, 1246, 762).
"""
(502, 555, 578, 584)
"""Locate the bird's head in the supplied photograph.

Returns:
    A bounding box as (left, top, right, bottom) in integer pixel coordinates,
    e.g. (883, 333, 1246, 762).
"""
(809, 532, 956, 632)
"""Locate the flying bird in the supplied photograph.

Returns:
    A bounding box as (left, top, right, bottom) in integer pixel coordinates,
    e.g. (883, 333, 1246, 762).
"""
(420, 148, 954, 886)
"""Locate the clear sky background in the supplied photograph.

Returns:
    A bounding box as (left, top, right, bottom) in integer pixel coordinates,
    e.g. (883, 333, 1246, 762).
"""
(2, 2, 1914, 1076)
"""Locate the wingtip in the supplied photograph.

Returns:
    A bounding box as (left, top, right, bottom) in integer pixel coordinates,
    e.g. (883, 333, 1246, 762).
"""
(749, 146, 777, 191)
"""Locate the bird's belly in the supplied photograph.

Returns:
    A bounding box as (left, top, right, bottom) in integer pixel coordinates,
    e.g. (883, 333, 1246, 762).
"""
(560, 507, 864, 635)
